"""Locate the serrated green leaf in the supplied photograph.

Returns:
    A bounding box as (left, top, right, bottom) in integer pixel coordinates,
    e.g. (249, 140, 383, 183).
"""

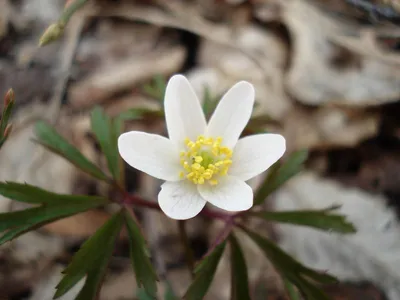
(229, 233, 251, 300)
(35, 121, 108, 181)
(90, 107, 121, 181)
(136, 282, 177, 300)
(185, 241, 226, 300)
(55, 211, 124, 299)
(0, 196, 107, 232)
(241, 227, 335, 300)
(251, 207, 356, 233)
(0, 223, 34, 245)
(0, 181, 104, 205)
(254, 150, 308, 205)
(124, 210, 158, 298)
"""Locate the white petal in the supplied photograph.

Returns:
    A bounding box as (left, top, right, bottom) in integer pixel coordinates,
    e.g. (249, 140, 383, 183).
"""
(206, 81, 254, 148)
(158, 181, 207, 220)
(118, 131, 181, 181)
(198, 176, 253, 211)
(229, 134, 286, 181)
(164, 75, 207, 146)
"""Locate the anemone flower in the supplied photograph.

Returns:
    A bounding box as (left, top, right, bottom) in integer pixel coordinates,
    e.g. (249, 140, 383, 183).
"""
(118, 75, 286, 220)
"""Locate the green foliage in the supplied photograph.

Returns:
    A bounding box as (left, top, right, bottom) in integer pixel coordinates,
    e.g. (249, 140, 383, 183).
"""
(245, 114, 274, 134)
(202, 86, 219, 120)
(55, 211, 124, 299)
(252, 206, 356, 233)
(90, 107, 122, 182)
(35, 120, 108, 181)
(254, 150, 308, 205)
(136, 283, 178, 300)
(124, 210, 158, 298)
(284, 279, 301, 300)
(0, 181, 99, 205)
(117, 107, 164, 122)
(0, 82, 356, 300)
(164, 283, 178, 300)
(229, 233, 251, 300)
(241, 227, 336, 300)
(142, 75, 167, 102)
(0, 182, 108, 245)
(185, 241, 227, 300)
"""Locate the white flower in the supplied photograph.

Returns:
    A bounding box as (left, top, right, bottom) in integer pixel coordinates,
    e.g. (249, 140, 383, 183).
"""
(118, 75, 286, 220)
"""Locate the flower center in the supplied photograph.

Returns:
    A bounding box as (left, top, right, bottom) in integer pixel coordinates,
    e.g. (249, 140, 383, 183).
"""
(179, 135, 233, 185)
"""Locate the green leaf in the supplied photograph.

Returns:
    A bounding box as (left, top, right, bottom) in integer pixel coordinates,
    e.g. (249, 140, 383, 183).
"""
(0, 223, 35, 245)
(241, 227, 335, 300)
(229, 233, 251, 300)
(142, 75, 166, 102)
(251, 207, 356, 233)
(0, 196, 107, 232)
(90, 107, 121, 181)
(35, 121, 108, 181)
(0, 181, 102, 205)
(117, 108, 163, 122)
(185, 241, 227, 300)
(136, 282, 177, 300)
(254, 150, 308, 205)
(164, 282, 178, 300)
(202, 86, 218, 119)
(124, 210, 158, 298)
(137, 288, 154, 300)
(55, 211, 124, 299)
(284, 279, 301, 300)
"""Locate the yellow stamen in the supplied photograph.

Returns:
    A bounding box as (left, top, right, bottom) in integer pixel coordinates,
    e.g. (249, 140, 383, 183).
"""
(178, 135, 232, 186)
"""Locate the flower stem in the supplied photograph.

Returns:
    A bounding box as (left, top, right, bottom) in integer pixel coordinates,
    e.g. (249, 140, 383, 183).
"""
(203, 217, 235, 258)
(178, 220, 195, 278)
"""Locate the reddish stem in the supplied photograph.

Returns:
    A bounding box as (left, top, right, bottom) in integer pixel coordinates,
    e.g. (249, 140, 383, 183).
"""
(119, 186, 241, 260)
(203, 217, 235, 258)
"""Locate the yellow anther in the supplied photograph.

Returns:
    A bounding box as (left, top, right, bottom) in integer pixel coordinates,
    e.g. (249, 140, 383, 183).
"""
(205, 138, 213, 145)
(192, 163, 201, 170)
(179, 135, 233, 186)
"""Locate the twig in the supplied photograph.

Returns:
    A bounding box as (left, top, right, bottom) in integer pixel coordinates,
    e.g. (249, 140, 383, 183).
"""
(178, 220, 195, 278)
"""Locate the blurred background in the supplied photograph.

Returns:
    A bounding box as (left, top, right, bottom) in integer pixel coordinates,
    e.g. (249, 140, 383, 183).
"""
(0, 0, 399, 299)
